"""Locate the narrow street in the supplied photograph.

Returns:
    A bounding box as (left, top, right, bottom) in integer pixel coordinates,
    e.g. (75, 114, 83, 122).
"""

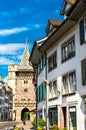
(0, 120, 33, 130)
(16, 120, 33, 130)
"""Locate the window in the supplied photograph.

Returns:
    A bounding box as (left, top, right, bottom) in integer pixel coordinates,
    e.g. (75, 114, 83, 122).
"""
(69, 72, 76, 92)
(61, 37, 75, 63)
(21, 98, 26, 101)
(84, 103, 86, 129)
(24, 80, 28, 84)
(48, 51, 57, 72)
(49, 80, 57, 99)
(43, 54, 46, 65)
(53, 80, 57, 98)
(49, 107, 58, 126)
(37, 63, 41, 74)
(24, 88, 28, 92)
(79, 16, 86, 44)
(37, 54, 46, 74)
(84, 16, 86, 42)
(69, 107, 77, 130)
(62, 71, 76, 95)
(81, 59, 86, 85)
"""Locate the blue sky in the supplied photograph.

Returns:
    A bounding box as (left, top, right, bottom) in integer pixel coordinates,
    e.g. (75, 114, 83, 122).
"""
(0, 0, 64, 81)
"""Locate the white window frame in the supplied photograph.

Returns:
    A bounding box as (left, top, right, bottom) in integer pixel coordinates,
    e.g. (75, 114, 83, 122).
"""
(62, 37, 75, 62)
(62, 71, 76, 95)
(49, 80, 57, 99)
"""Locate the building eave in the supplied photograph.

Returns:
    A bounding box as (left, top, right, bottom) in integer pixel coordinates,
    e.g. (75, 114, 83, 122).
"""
(39, 18, 76, 52)
(67, 0, 86, 21)
(29, 41, 42, 65)
(30, 37, 48, 65)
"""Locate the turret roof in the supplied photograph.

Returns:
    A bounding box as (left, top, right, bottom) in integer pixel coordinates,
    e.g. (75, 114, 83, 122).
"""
(19, 38, 33, 72)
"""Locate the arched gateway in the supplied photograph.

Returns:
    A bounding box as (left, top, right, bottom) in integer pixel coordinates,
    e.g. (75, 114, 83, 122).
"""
(8, 39, 36, 121)
(21, 108, 30, 120)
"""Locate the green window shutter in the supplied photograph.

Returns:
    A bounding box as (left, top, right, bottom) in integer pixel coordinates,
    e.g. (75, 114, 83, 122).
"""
(39, 86, 40, 101)
(79, 19, 85, 45)
(81, 59, 86, 85)
(43, 82, 46, 99)
(40, 85, 42, 101)
(42, 84, 43, 100)
(37, 87, 39, 102)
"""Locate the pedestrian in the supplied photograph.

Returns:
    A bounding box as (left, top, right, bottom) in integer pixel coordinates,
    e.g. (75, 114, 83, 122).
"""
(22, 118, 26, 125)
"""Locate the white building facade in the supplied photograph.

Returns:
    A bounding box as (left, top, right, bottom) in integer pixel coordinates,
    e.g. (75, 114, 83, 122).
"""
(30, 0, 86, 129)
(39, 0, 86, 130)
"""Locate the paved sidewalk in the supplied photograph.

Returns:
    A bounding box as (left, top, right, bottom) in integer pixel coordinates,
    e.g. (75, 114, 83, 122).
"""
(0, 121, 20, 130)
(0, 120, 33, 130)
(16, 120, 33, 130)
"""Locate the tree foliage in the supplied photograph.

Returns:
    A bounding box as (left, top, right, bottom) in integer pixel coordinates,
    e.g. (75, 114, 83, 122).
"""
(24, 111, 30, 120)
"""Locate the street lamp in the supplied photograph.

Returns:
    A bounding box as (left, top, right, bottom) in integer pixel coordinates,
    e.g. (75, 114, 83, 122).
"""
(42, 77, 49, 130)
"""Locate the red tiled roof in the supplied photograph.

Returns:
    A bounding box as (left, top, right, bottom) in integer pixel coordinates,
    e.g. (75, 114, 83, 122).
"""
(67, 0, 76, 4)
(49, 19, 62, 26)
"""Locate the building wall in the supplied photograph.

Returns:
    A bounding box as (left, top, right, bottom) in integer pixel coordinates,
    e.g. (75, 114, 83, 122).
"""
(16, 73, 35, 100)
(8, 65, 36, 121)
(37, 66, 46, 121)
(46, 21, 86, 129)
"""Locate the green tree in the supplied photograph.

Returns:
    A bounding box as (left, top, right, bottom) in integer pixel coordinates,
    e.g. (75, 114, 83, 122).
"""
(24, 111, 30, 120)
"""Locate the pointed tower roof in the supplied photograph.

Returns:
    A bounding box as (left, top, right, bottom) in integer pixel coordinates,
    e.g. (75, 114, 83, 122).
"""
(19, 38, 33, 71)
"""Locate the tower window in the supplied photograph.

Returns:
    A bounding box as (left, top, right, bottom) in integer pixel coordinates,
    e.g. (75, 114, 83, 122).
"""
(24, 80, 28, 84)
(24, 88, 28, 92)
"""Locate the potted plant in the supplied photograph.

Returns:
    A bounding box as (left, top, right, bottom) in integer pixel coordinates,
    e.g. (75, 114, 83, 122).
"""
(36, 118, 46, 130)
(32, 117, 37, 130)
(51, 124, 59, 130)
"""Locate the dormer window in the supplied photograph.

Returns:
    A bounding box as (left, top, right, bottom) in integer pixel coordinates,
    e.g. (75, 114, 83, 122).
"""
(61, 0, 76, 17)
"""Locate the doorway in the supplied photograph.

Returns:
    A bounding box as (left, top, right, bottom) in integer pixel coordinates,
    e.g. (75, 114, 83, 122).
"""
(61, 106, 67, 128)
(21, 108, 30, 120)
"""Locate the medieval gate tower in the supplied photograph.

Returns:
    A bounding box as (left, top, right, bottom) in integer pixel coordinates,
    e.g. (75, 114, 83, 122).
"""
(8, 39, 36, 121)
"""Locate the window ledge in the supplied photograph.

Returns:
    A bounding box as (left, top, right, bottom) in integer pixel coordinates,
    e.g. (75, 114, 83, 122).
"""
(62, 92, 76, 97)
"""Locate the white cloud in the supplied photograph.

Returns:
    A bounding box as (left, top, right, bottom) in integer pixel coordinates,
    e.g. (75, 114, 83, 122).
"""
(0, 43, 25, 54)
(19, 7, 30, 14)
(0, 27, 28, 36)
(18, 55, 23, 60)
(54, 9, 60, 15)
(27, 23, 45, 30)
(1, 12, 10, 16)
(0, 57, 15, 65)
(3, 76, 8, 84)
